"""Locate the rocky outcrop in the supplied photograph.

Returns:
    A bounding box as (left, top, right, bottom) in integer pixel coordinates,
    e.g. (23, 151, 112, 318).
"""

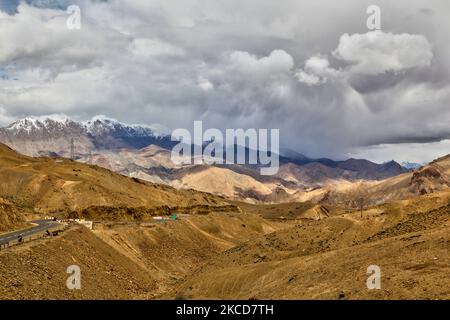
(0, 199, 26, 232)
(409, 165, 450, 195)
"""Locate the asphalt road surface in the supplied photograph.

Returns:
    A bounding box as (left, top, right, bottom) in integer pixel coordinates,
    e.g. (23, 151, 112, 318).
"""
(0, 220, 60, 246)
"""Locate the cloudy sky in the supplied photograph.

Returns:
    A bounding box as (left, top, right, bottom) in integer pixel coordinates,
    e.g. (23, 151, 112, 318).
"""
(0, 0, 449, 163)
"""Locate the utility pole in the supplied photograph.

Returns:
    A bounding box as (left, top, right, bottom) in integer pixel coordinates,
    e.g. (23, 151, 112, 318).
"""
(70, 138, 75, 160)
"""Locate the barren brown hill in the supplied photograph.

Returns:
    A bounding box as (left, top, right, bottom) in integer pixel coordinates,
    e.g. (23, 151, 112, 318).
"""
(173, 166, 276, 200)
(0, 175, 448, 299)
(320, 154, 450, 209)
(1, 142, 449, 300)
(0, 143, 230, 214)
(174, 193, 450, 300)
(0, 226, 157, 299)
(0, 199, 27, 232)
(0, 212, 281, 299)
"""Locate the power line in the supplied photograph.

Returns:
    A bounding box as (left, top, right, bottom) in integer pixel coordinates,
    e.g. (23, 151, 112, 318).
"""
(70, 138, 75, 160)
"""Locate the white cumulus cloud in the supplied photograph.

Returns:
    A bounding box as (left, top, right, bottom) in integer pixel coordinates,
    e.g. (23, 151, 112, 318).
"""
(229, 49, 294, 79)
(333, 31, 433, 75)
(295, 55, 339, 85)
(198, 77, 214, 91)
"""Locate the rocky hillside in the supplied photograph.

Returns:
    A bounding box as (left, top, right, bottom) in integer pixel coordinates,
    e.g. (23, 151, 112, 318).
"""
(321, 153, 450, 208)
(0, 199, 27, 232)
(0, 115, 408, 204)
(173, 194, 450, 300)
(0, 212, 280, 299)
(0, 143, 231, 215)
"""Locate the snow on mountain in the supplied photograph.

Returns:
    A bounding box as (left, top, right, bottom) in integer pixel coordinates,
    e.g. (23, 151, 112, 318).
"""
(4, 115, 83, 138)
(401, 161, 424, 170)
(6, 115, 71, 132)
(0, 115, 412, 204)
(3, 114, 170, 139)
(0, 115, 174, 156)
(82, 115, 170, 138)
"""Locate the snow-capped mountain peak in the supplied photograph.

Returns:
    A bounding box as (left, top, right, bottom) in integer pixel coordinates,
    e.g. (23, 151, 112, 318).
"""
(135, 123, 171, 138)
(0, 115, 174, 154)
(4, 114, 170, 138)
(6, 114, 76, 133)
(401, 161, 424, 170)
(82, 115, 170, 138)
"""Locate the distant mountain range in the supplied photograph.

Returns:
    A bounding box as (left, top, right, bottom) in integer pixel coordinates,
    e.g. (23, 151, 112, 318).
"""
(0, 115, 410, 203)
(401, 161, 423, 170)
(0, 115, 174, 157)
(0, 142, 230, 214)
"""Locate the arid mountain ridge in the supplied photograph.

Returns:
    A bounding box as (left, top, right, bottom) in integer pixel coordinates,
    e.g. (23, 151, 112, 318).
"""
(1, 142, 449, 299)
(0, 138, 449, 300)
(0, 143, 232, 216)
(0, 115, 409, 203)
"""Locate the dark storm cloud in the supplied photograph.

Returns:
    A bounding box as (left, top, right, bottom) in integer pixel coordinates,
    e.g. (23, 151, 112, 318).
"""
(0, 0, 449, 160)
(367, 135, 448, 145)
(348, 72, 409, 95)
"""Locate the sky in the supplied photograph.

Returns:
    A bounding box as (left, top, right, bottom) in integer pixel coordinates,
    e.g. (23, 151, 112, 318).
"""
(0, 0, 449, 164)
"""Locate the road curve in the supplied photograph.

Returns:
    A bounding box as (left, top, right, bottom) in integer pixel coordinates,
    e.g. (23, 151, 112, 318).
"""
(0, 220, 61, 246)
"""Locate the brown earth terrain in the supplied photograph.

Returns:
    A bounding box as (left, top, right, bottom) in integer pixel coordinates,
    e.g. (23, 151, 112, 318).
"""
(0, 226, 156, 299)
(0, 199, 27, 232)
(0, 191, 448, 299)
(322, 155, 450, 208)
(0, 143, 231, 214)
(0, 143, 449, 300)
(0, 212, 281, 299)
(173, 195, 450, 299)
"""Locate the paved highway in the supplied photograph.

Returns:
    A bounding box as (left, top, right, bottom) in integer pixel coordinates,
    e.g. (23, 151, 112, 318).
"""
(0, 220, 60, 246)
